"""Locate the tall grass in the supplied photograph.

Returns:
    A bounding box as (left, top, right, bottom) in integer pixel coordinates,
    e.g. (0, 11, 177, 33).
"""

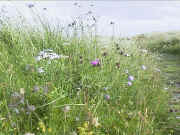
(0, 19, 172, 135)
(134, 32, 180, 134)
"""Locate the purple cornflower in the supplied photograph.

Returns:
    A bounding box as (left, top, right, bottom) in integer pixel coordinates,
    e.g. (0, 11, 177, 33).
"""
(13, 108, 20, 114)
(104, 87, 108, 91)
(104, 94, 110, 100)
(128, 75, 134, 81)
(127, 81, 132, 86)
(91, 59, 100, 66)
(33, 85, 40, 92)
(141, 65, 146, 70)
(27, 105, 36, 112)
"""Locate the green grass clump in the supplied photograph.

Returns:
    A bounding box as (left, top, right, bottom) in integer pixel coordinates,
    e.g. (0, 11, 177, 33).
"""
(136, 32, 180, 55)
(0, 24, 171, 135)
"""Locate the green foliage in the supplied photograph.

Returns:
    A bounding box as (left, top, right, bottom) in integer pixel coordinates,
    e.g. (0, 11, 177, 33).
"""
(139, 33, 180, 55)
(0, 24, 172, 135)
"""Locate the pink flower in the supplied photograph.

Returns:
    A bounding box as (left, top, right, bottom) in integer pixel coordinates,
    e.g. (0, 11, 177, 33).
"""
(128, 75, 134, 81)
(91, 59, 100, 66)
(104, 94, 110, 100)
(127, 81, 132, 86)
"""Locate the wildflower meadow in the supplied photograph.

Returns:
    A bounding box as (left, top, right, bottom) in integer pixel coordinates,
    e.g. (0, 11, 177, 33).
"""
(0, 2, 180, 135)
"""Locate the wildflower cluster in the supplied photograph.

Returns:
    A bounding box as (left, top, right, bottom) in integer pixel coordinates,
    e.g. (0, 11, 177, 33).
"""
(0, 3, 171, 134)
(35, 49, 69, 61)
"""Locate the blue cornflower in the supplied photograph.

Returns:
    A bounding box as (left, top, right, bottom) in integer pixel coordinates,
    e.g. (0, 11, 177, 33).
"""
(128, 75, 134, 81)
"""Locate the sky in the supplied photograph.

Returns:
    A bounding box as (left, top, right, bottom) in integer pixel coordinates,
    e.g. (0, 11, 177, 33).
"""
(0, 1, 180, 37)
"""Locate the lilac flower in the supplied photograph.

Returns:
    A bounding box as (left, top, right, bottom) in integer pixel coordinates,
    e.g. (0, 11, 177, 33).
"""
(141, 65, 146, 70)
(104, 94, 110, 100)
(127, 81, 132, 86)
(19, 97, 25, 104)
(128, 75, 134, 81)
(13, 108, 20, 114)
(27, 105, 36, 112)
(91, 59, 100, 66)
(104, 87, 108, 91)
(33, 85, 40, 92)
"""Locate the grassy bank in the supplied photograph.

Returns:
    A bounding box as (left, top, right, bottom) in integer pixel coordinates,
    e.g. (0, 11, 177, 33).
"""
(0, 23, 172, 135)
(136, 32, 180, 134)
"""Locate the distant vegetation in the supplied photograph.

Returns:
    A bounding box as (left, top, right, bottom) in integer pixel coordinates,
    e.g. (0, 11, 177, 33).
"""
(136, 32, 180, 54)
(135, 32, 180, 135)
